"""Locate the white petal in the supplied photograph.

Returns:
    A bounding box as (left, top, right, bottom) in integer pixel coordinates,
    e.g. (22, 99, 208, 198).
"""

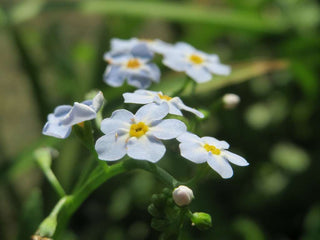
(186, 66, 212, 83)
(150, 119, 187, 140)
(207, 155, 234, 179)
(123, 92, 154, 104)
(135, 103, 169, 124)
(95, 133, 127, 161)
(179, 142, 208, 164)
(222, 150, 249, 166)
(167, 102, 183, 116)
(201, 137, 229, 149)
(100, 109, 133, 134)
(60, 102, 96, 126)
(177, 132, 201, 143)
(174, 42, 195, 53)
(127, 135, 165, 162)
(205, 63, 231, 76)
(92, 91, 104, 112)
(173, 98, 204, 118)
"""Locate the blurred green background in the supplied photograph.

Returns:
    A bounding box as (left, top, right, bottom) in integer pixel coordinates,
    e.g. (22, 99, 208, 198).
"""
(0, 0, 319, 239)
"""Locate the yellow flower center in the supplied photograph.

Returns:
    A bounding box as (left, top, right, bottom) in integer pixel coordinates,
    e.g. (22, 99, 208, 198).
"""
(126, 58, 141, 69)
(204, 144, 221, 155)
(77, 122, 85, 128)
(189, 54, 204, 65)
(158, 93, 172, 101)
(129, 122, 149, 137)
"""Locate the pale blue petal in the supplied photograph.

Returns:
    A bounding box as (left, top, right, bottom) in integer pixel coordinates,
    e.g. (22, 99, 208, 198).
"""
(127, 75, 152, 89)
(103, 66, 127, 87)
(91, 91, 104, 112)
(179, 142, 207, 164)
(207, 155, 233, 179)
(53, 105, 72, 118)
(100, 109, 133, 134)
(110, 38, 138, 52)
(135, 103, 169, 124)
(60, 102, 96, 126)
(201, 137, 229, 149)
(175, 42, 195, 54)
(163, 56, 188, 72)
(95, 133, 127, 161)
(186, 66, 212, 83)
(147, 63, 161, 82)
(167, 102, 183, 116)
(177, 132, 201, 143)
(42, 122, 71, 139)
(150, 119, 186, 140)
(222, 150, 249, 166)
(127, 135, 165, 162)
(131, 43, 153, 60)
(173, 98, 204, 118)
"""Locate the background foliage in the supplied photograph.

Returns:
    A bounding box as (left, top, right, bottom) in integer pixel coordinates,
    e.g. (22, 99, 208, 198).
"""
(0, 0, 319, 239)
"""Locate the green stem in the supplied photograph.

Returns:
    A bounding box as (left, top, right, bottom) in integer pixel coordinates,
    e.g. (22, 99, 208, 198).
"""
(35, 159, 179, 238)
(43, 167, 66, 198)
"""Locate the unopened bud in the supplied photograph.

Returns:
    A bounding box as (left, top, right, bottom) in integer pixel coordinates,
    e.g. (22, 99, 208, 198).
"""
(191, 212, 212, 230)
(172, 185, 194, 207)
(222, 93, 240, 109)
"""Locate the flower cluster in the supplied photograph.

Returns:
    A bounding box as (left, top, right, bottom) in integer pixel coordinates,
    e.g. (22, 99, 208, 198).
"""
(103, 38, 231, 88)
(43, 38, 248, 179)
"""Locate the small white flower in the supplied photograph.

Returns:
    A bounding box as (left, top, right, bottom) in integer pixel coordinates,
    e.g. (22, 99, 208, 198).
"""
(172, 185, 194, 207)
(123, 90, 204, 118)
(42, 92, 104, 139)
(222, 93, 240, 109)
(163, 42, 231, 83)
(177, 132, 249, 179)
(95, 103, 187, 163)
(110, 38, 173, 55)
(103, 44, 160, 89)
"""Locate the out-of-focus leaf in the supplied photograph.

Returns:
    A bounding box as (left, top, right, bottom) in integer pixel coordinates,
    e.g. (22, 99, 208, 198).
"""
(233, 218, 266, 240)
(302, 205, 320, 240)
(108, 188, 131, 220)
(245, 103, 271, 129)
(16, 189, 43, 240)
(271, 142, 310, 173)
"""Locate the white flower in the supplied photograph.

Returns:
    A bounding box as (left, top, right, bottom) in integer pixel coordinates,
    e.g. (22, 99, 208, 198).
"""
(177, 132, 249, 179)
(95, 103, 187, 162)
(222, 93, 240, 109)
(110, 38, 173, 55)
(172, 185, 194, 206)
(42, 92, 104, 139)
(162, 42, 231, 83)
(103, 44, 160, 89)
(123, 90, 204, 118)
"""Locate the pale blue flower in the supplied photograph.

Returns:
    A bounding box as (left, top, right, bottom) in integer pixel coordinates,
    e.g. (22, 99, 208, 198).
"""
(95, 103, 187, 163)
(43, 92, 104, 139)
(163, 42, 231, 83)
(110, 38, 173, 55)
(103, 44, 160, 89)
(123, 90, 204, 118)
(177, 132, 248, 179)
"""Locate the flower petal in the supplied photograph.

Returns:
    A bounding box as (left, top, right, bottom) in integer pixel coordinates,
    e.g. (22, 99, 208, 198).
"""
(100, 109, 133, 134)
(173, 98, 204, 118)
(60, 102, 96, 126)
(205, 63, 231, 76)
(53, 105, 72, 118)
(150, 119, 187, 140)
(135, 103, 169, 124)
(177, 132, 201, 143)
(207, 155, 234, 179)
(42, 121, 71, 139)
(186, 66, 212, 83)
(103, 66, 127, 87)
(147, 63, 161, 82)
(123, 91, 154, 104)
(127, 135, 166, 162)
(92, 91, 104, 112)
(179, 142, 208, 164)
(201, 137, 229, 149)
(127, 75, 152, 89)
(95, 133, 127, 161)
(222, 150, 249, 166)
(131, 43, 153, 60)
(162, 56, 188, 72)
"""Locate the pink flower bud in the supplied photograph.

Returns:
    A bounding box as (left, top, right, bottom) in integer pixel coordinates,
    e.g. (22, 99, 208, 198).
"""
(172, 185, 194, 206)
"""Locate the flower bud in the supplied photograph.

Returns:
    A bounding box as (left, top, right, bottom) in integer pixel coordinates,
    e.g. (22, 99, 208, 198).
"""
(191, 212, 212, 230)
(172, 185, 194, 207)
(222, 93, 240, 109)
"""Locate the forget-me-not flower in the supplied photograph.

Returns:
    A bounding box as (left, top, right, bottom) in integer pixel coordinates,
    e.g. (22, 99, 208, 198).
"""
(162, 42, 231, 83)
(95, 103, 187, 162)
(177, 132, 249, 179)
(111, 38, 173, 55)
(123, 90, 204, 118)
(103, 44, 160, 89)
(43, 92, 104, 139)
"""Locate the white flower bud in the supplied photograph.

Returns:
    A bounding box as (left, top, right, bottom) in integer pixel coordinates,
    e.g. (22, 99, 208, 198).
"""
(172, 185, 194, 207)
(222, 93, 240, 109)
